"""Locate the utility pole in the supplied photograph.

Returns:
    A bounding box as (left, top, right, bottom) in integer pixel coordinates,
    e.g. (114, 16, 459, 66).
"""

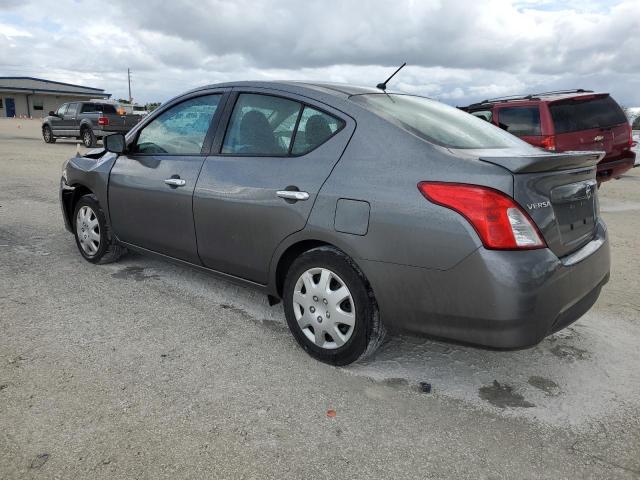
(127, 68, 132, 104)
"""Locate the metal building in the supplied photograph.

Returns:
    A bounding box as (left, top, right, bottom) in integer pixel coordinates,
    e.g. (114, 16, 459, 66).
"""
(0, 77, 111, 118)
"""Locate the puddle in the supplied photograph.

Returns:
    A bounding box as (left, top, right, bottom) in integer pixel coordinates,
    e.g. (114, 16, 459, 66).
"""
(528, 376, 560, 396)
(478, 381, 535, 409)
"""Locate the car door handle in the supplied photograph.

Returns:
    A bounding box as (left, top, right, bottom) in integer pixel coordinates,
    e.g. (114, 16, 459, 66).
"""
(276, 190, 309, 201)
(164, 178, 186, 187)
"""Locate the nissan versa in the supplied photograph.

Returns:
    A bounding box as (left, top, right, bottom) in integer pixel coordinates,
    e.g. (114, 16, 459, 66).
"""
(59, 82, 610, 365)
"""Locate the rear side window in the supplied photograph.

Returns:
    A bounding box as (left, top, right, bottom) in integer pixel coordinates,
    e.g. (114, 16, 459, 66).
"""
(550, 96, 627, 134)
(497, 107, 541, 135)
(350, 94, 525, 149)
(222, 94, 302, 155)
(292, 107, 344, 155)
(81, 103, 97, 113)
(134, 94, 222, 155)
(633, 117, 640, 130)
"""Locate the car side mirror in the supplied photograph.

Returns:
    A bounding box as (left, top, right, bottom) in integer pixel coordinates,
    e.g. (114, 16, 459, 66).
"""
(49, 111, 57, 117)
(104, 133, 126, 154)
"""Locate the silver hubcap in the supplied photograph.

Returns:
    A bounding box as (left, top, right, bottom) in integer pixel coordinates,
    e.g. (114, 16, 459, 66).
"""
(293, 267, 355, 349)
(76, 206, 100, 255)
(84, 131, 91, 144)
(44, 128, 50, 141)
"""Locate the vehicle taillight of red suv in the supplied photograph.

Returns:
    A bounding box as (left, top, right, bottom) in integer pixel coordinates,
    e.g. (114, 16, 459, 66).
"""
(461, 90, 636, 183)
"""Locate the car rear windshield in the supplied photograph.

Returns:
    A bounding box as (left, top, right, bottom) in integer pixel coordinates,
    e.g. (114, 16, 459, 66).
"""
(350, 94, 525, 149)
(98, 104, 117, 114)
(549, 95, 627, 134)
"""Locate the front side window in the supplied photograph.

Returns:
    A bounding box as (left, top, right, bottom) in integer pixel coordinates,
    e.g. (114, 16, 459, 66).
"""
(55, 104, 68, 116)
(222, 94, 302, 155)
(292, 107, 344, 155)
(134, 94, 222, 155)
(497, 107, 541, 136)
(66, 103, 79, 116)
(350, 94, 527, 149)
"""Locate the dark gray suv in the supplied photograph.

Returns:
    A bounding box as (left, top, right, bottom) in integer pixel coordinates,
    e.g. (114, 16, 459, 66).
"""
(59, 82, 610, 365)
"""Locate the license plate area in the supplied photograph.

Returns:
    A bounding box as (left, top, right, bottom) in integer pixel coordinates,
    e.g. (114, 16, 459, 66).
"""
(550, 180, 598, 246)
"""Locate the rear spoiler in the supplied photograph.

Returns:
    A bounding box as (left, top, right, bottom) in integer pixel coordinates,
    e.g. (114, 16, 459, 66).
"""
(480, 151, 604, 174)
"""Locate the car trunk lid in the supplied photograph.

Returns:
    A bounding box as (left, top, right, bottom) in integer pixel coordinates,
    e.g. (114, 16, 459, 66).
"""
(479, 150, 602, 258)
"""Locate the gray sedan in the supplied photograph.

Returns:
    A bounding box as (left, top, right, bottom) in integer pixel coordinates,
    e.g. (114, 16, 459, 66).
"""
(59, 81, 610, 365)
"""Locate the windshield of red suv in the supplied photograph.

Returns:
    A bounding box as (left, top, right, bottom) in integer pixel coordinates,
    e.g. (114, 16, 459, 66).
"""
(549, 95, 627, 134)
(350, 93, 527, 149)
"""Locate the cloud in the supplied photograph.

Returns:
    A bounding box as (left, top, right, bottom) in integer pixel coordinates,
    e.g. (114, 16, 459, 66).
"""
(1, 0, 639, 106)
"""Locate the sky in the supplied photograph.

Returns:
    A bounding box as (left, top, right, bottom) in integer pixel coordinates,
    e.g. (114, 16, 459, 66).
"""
(1, 0, 639, 107)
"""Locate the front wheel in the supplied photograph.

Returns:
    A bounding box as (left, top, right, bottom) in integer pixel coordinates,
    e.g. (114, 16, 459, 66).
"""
(73, 194, 125, 264)
(283, 247, 386, 365)
(42, 125, 56, 143)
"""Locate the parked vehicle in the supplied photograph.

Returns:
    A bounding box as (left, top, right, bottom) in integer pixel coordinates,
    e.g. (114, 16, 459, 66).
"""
(461, 90, 635, 183)
(43, 101, 140, 147)
(60, 82, 610, 365)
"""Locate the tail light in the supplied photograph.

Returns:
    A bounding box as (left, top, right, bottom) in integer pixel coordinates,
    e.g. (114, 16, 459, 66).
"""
(418, 182, 546, 250)
(540, 135, 556, 151)
(627, 125, 634, 149)
(98, 116, 109, 126)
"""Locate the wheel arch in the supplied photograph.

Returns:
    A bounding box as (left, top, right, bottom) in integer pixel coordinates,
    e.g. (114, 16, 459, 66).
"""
(61, 183, 95, 232)
(271, 235, 373, 301)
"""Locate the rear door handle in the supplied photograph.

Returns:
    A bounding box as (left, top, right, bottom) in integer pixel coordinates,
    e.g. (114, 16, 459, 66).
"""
(276, 190, 309, 201)
(164, 178, 186, 187)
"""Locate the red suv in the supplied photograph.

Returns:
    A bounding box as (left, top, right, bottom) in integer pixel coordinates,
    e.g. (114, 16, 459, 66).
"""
(461, 90, 636, 182)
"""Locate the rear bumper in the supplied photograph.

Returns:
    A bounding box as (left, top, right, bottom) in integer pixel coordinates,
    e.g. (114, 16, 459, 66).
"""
(597, 151, 635, 180)
(360, 220, 610, 348)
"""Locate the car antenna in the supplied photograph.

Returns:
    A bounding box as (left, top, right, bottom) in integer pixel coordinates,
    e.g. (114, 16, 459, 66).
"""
(376, 62, 407, 91)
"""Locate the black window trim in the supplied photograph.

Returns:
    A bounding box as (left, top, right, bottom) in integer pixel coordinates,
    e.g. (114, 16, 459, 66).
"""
(213, 90, 346, 158)
(126, 89, 231, 157)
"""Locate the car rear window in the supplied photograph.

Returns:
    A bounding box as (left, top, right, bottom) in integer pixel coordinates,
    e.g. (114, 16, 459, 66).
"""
(549, 96, 627, 134)
(497, 107, 541, 136)
(350, 94, 525, 149)
(97, 104, 117, 114)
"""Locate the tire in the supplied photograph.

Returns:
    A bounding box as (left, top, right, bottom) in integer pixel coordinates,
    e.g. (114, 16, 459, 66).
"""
(81, 126, 96, 148)
(73, 194, 125, 264)
(283, 246, 386, 365)
(42, 125, 56, 143)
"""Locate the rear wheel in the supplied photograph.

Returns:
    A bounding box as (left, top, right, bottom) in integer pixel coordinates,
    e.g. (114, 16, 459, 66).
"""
(73, 194, 125, 264)
(283, 247, 385, 365)
(81, 126, 96, 148)
(42, 125, 55, 143)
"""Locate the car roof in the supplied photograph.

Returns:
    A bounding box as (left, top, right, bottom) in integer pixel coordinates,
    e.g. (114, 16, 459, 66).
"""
(185, 80, 394, 100)
(464, 90, 608, 110)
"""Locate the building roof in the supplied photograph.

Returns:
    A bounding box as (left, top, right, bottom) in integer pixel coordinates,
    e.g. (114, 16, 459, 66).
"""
(0, 76, 110, 97)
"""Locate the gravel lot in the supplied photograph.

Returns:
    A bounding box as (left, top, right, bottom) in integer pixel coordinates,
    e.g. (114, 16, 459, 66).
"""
(1, 118, 639, 479)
